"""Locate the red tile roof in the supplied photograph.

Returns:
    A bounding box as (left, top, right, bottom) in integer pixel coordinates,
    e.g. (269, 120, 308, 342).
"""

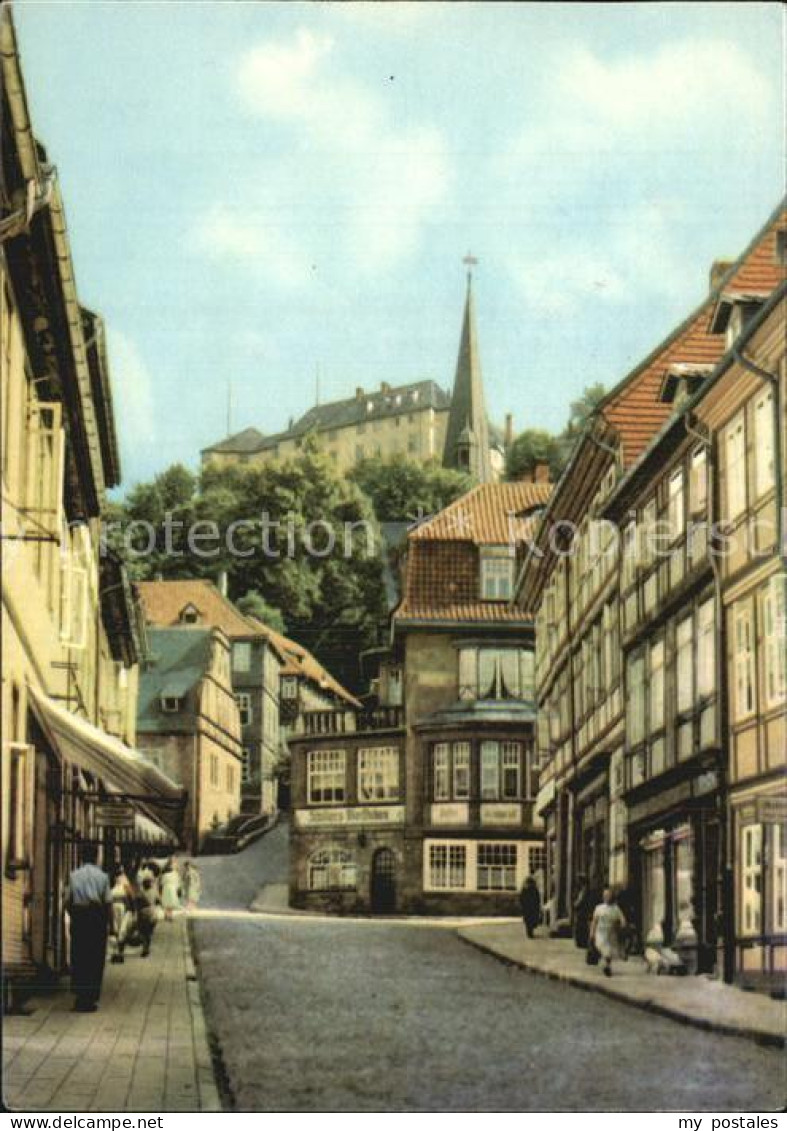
(717, 205, 787, 297)
(410, 481, 551, 544)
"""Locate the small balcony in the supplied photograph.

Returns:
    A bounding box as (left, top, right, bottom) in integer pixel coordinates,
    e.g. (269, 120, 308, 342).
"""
(296, 705, 404, 737)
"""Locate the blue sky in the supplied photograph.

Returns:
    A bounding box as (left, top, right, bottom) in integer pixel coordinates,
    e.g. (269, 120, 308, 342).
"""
(14, 1, 785, 491)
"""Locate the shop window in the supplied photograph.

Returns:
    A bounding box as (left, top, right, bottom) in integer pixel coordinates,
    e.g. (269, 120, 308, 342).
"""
(642, 834, 666, 943)
(741, 824, 762, 936)
(308, 847, 356, 891)
(477, 843, 517, 891)
(307, 749, 346, 805)
(428, 843, 466, 890)
(357, 746, 399, 802)
(733, 602, 755, 720)
(673, 827, 695, 937)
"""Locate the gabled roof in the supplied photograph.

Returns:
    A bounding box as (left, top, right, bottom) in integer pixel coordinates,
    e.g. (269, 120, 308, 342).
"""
(410, 481, 551, 544)
(710, 200, 787, 330)
(137, 579, 261, 638)
(256, 622, 361, 707)
(395, 482, 551, 627)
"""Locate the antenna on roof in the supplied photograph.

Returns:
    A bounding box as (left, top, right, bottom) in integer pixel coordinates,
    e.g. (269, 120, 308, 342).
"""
(226, 378, 233, 437)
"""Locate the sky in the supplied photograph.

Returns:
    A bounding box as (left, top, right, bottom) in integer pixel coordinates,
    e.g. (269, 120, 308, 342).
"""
(13, 1, 786, 492)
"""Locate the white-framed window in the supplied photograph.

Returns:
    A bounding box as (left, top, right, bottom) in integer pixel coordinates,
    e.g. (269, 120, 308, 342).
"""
(458, 648, 533, 701)
(689, 447, 707, 515)
(281, 676, 298, 700)
(648, 638, 665, 734)
(452, 742, 470, 800)
(235, 692, 252, 727)
(433, 743, 450, 800)
(357, 746, 399, 802)
(308, 847, 356, 891)
(741, 823, 762, 936)
(733, 601, 755, 720)
(697, 598, 716, 699)
(480, 547, 515, 600)
(528, 845, 546, 877)
(763, 576, 787, 707)
(428, 843, 467, 890)
(59, 525, 89, 650)
(753, 391, 775, 498)
(676, 616, 694, 714)
(477, 843, 517, 891)
(241, 747, 251, 783)
(627, 652, 646, 746)
(724, 412, 746, 520)
(668, 466, 685, 541)
(480, 741, 501, 800)
(233, 642, 252, 672)
(161, 696, 182, 713)
(26, 400, 65, 539)
(501, 742, 521, 799)
(307, 749, 346, 805)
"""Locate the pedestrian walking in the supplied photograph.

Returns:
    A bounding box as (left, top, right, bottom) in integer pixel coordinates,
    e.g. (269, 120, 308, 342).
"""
(572, 874, 594, 949)
(109, 864, 135, 965)
(519, 876, 541, 939)
(135, 860, 162, 957)
(160, 858, 182, 920)
(182, 860, 202, 910)
(65, 844, 112, 1012)
(590, 887, 627, 977)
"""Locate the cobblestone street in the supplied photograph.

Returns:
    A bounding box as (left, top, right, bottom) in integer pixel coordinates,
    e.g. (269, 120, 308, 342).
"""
(192, 832, 786, 1113)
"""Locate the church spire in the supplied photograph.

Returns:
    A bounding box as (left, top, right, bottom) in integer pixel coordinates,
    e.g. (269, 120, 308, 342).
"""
(442, 255, 493, 483)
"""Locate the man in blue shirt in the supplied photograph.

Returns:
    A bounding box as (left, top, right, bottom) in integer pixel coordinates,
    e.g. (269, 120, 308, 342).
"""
(65, 844, 112, 1013)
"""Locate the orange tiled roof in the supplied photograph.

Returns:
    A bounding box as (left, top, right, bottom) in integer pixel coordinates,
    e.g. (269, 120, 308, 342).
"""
(137, 580, 262, 638)
(601, 201, 786, 469)
(410, 481, 551, 544)
(247, 619, 361, 708)
(395, 485, 546, 625)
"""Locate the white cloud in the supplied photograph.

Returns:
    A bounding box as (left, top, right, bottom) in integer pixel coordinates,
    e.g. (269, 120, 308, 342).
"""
(500, 37, 776, 314)
(194, 26, 450, 281)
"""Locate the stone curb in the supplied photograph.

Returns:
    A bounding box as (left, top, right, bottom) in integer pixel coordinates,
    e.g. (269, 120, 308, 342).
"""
(183, 920, 227, 1112)
(457, 931, 785, 1049)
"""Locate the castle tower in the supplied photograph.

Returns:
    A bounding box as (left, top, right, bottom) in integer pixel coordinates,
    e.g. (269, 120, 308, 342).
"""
(442, 259, 493, 483)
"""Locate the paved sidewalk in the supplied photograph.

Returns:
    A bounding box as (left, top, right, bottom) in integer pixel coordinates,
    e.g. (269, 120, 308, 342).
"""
(2, 916, 222, 1113)
(458, 923, 786, 1047)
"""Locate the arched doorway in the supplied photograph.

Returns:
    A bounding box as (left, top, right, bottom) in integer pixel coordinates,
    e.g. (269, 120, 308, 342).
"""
(370, 848, 397, 913)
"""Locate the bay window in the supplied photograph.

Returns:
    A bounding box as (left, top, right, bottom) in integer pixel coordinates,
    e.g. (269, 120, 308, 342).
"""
(458, 647, 534, 701)
(452, 742, 470, 799)
(433, 744, 450, 800)
(480, 741, 500, 799)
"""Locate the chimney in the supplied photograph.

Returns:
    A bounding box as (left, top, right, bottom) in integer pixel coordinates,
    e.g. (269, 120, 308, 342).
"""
(504, 413, 514, 449)
(355, 386, 365, 400)
(709, 259, 734, 293)
(380, 381, 391, 394)
(217, 570, 228, 598)
(534, 461, 551, 485)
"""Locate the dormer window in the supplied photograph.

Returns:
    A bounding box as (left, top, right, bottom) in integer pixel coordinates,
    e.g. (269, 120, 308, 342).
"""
(726, 300, 762, 349)
(161, 695, 182, 713)
(480, 546, 515, 601)
(179, 604, 200, 624)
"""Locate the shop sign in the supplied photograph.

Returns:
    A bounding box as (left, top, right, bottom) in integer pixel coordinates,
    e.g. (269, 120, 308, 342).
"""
(294, 805, 405, 829)
(480, 803, 522, 826)
(95, 802, 136, 829)
(628, 781, 692, 826)
(430, 803, 470, 826)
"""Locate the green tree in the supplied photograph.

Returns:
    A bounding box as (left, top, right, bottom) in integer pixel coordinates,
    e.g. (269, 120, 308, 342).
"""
(350, 456, 472, 522)
(505, 429, 564, 482)
(567, 383, 607, 432)
(236, 591, 287, 634)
